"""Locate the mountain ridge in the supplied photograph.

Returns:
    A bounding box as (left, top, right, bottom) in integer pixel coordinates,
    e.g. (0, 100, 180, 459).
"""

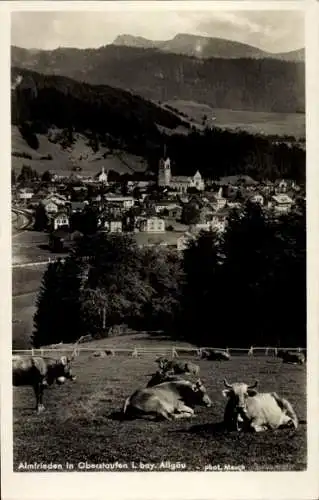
(113, 33, 305, 62)
(11, 44, 305, 114)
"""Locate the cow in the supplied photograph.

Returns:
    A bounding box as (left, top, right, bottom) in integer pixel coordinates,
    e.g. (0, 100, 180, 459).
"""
(146, 370, 188, 388)
(222, 379, 298, 432)
(277, 350, 305, 365)
(122, 379, 212, 421)
(92, 350, 106, 358)
(156, 358, 200, 376)
(13, 355, 76, 413)
(200, 349, 230, 361)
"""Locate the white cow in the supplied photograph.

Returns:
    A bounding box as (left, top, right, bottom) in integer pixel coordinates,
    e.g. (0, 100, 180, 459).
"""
(222, 379, 298, 432)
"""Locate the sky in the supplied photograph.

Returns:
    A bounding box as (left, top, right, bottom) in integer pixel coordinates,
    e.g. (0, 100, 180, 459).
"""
(11, 10, 304, 54)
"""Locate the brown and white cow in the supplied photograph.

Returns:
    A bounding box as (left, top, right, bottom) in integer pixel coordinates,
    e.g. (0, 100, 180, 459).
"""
(156, 358, 200, 377)
(13, 355, 76, 413)
(123, 379, 211, 421)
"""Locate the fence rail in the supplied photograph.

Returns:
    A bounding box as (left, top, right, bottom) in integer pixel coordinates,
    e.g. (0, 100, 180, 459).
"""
(12, 346, 306, 358)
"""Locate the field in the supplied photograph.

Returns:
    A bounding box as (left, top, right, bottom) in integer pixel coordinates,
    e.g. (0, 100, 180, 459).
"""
(12, 126, 147, 177)
(13, 342, 307, 472)
(164, 100, 306, 139)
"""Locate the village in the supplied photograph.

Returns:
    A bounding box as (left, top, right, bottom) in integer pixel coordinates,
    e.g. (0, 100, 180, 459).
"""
(12, 156, 304, 257)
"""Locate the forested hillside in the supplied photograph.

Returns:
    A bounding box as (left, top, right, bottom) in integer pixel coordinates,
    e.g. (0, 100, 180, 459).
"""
(11, 45, 305, 113)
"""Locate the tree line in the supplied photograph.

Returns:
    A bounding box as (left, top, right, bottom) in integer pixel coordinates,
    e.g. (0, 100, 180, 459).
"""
(33, 200, 306, 349)
(11, 67, 305, 184)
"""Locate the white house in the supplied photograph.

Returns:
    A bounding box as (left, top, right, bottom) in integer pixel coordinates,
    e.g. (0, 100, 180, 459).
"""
(250, 193, 264, 205)
(104, 195, 135, 210)
(271, 194, 294, 214)
(52, 212, 70, 231)
(42, 199, 59, 215)
(18, 188, 34, 201)
(209, 188, 227, 211)
(139, 216, 165, 233)
(102, 219, 122, 233)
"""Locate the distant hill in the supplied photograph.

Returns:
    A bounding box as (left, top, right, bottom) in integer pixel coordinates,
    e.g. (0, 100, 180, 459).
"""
(10, 67, 305, 187)
(11, 45, 305, 114)
(11, 67, 189, 175)
(113, 33, 305, 62)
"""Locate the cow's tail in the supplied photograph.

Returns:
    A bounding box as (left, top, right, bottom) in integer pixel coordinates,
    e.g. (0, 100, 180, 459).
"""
(121, 397, 131, 420)
(272, 393, 298, 429)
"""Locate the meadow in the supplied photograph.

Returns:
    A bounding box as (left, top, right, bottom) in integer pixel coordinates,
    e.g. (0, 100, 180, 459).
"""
(164, 101, 306, 139)
(13, 344, 307, 472)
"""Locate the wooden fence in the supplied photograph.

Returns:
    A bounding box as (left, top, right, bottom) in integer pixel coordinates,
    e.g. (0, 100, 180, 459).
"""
(12, 346, 306, 358)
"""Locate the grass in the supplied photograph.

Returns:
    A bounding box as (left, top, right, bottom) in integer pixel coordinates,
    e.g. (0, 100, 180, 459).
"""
(11, 126, 147, 177)
(164, 101, 305, 139)
(13, 353, 306, 471)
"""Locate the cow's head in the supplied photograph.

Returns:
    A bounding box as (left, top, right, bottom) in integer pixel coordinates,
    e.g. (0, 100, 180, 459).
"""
(191, 379, 212, 408)
(222, 379, 258, 415)
(55, 356, 76, 385)
(156, 357, 169, 371)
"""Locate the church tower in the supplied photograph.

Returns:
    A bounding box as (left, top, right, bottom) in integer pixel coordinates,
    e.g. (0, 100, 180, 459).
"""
(158, 156, 171, 187)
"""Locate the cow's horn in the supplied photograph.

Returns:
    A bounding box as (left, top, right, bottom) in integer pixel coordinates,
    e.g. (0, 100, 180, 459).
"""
(223, 378, 232, 388)
(248, 380, 258, 389)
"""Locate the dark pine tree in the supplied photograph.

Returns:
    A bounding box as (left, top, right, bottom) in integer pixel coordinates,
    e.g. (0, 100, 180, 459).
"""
(32, 257, 84, 347)
(33, 203, 49, 231)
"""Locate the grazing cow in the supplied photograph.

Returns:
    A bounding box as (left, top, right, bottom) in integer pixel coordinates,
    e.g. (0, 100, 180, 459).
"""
(156, 358, 200, 376)
(13, 355, 76, 413)
(222, 379, 298, 432)
(123, 379, 212, 420)
(93, 350, 106, 358)
(146, 370, 187, 388)
(201, 349, 230, 361)
(277, 350, 305, 365)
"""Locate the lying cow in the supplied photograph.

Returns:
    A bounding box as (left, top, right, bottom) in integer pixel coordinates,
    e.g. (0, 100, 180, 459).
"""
(156, 358, 200, 376)
(13, 355, 76, 413)
(200, 349, 230, 361)
(146, 370, 188, 388)
(123, 379, 211, 421)
(222, 379, 298, 432)
(277, 350, 305, 365)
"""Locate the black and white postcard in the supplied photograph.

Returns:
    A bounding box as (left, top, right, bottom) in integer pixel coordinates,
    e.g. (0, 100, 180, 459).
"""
(1, 1, 318, 500)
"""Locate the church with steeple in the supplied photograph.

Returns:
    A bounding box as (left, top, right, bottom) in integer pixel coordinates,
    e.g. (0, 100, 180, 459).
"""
(158, 156, 205, 193)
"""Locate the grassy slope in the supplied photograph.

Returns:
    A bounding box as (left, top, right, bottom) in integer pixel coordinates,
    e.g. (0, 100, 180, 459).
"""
(13, 353, 306, 471)
(164, 100, 306, 139)
(12, 126, 148, 177)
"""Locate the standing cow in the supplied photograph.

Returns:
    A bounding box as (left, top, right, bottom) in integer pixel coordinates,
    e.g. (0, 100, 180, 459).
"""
(123, 379, 211, 421)
(277, 350, 305, 365)
(13, 355, 76, 413)
(222, 379, 298, 432)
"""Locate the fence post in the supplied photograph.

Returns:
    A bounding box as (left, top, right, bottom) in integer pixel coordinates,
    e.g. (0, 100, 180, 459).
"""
(274, 347, 278, 357)
(31, 348, 35, 356)
(172, 348, 178, 359)
(265, 348, 269, 356)
(248, 346, 254, 356)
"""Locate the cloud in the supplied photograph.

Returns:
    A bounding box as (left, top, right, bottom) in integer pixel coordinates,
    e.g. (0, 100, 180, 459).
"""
(11, 10, 304, 53)
(197, 11, 304, 52)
